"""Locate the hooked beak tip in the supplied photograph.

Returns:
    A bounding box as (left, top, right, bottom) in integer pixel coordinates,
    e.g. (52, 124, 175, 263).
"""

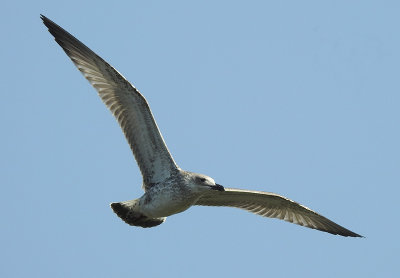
(213, 184, 225, 192)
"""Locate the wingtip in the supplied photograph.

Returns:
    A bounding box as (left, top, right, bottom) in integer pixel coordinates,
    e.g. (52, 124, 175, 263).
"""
(351, 233, 364, 238)
(332, 228, 363, 238)
(40, 14, 53, 29)
(339, 226, 364, 238)
(40, 14, 47, 22)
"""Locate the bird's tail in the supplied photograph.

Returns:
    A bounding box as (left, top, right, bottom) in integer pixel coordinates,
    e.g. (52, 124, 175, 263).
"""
(110, 199, 166, 228)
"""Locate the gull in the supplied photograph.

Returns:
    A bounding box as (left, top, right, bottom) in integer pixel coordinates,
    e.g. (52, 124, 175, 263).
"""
(41, 15, 362, 237)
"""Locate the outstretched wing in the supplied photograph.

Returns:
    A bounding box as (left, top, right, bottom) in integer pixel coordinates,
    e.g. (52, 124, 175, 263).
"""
(41, 15, 179, 186)
(195, 188, 362, 237)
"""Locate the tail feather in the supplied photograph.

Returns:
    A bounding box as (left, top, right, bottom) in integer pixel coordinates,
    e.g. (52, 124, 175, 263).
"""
(110, 200, 165, 228)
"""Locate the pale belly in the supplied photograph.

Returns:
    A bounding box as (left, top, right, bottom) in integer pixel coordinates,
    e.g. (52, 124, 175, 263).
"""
(139, 189, 200, 218)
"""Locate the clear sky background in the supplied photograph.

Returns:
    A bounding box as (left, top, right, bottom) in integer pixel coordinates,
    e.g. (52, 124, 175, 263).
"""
(2, 1, 399, 277)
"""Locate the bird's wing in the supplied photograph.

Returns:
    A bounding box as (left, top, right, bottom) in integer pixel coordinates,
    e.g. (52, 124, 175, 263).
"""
(195, 188, 362, 237)
(41, 15, 179, 186)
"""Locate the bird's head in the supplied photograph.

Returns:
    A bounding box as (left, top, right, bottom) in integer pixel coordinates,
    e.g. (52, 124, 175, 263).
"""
(187, 172, 225, 193)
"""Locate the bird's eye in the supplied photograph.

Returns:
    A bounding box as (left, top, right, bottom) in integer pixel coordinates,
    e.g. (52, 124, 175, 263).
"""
(199, 178, 206, 183)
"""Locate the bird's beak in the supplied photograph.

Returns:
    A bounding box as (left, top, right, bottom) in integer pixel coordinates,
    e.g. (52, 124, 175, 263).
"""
(211, 183, 225, 191)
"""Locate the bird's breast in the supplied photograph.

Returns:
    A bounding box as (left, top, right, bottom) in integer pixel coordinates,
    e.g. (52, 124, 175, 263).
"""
(139, 186, 198, 218)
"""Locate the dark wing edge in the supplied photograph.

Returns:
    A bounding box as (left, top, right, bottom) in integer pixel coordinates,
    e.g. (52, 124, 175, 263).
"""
(195, 188, 363, 237)
(41, 15, 179, 184)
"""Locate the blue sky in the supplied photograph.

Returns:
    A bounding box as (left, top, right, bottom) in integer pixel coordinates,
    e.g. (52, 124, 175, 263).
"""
(2, 1, 399, 277)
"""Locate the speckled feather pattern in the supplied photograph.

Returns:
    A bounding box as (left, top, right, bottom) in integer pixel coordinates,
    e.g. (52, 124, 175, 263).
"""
(196, 188, 361, 237)
(41, 15, 178, 186)
(42, 15, 362, 237)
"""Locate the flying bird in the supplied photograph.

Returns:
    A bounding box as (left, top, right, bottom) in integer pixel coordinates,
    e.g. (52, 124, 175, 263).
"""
(41, 15, 362, 237)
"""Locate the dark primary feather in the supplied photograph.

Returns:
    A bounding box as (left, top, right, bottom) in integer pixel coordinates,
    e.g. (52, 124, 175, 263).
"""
(196, 188, 362, 237)
(41, 15, 179, 186)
